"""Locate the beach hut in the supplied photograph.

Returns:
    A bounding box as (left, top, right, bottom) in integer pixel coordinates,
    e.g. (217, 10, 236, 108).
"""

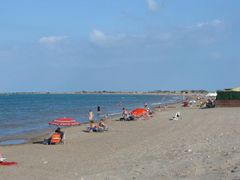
(215, 87, 240, 107)
(48, 117, 80, 126)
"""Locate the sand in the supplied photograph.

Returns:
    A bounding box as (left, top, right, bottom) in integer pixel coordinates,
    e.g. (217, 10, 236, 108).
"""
(1, 104, 240, 180)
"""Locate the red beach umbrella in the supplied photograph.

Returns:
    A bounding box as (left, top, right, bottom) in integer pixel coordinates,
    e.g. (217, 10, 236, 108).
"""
(48, 117, 80, 126)
(130, 108, 148, 117)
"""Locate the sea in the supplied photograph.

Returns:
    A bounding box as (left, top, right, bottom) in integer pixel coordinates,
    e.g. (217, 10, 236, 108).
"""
(0, 94, 184, 145)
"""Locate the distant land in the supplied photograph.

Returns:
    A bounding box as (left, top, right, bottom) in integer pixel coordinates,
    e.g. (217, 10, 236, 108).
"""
(0, 90, 209, 95)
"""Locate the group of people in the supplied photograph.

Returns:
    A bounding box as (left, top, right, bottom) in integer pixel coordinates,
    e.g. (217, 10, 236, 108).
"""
(206, 99, 215, 108)
(199, 98, 215, 108)
(121, 103, 154, 121)
(47, 104, 154, 143)
(86, 110, 108, 132)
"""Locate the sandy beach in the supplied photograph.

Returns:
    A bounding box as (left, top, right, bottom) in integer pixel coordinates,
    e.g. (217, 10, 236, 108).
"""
(1, 103, 240, 180)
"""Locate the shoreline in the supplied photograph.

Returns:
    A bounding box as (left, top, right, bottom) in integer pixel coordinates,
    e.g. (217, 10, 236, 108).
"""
(0, 91, 204, 96)
(0, 95, 186, 145)
(1, 100, 186, 146)
(0, 104, 183, 146)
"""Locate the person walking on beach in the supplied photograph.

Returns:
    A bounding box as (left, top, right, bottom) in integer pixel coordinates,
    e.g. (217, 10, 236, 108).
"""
(88, 110, 94, 122)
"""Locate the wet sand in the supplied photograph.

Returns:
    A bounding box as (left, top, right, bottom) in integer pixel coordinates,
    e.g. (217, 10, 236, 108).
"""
(1, 104, 240, 180)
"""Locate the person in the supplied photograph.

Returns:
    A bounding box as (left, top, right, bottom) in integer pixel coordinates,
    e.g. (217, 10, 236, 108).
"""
(0, 152, 6, 162)
(98, 119, 108, 131)
(206, 99, 215, 108)
(55, 127, 64, 143)
(122, 108, 126, 118)
(46, 127, 65, 145)
(122, 108, 128, 120)
(121, 108, 134, 121)
(97, 106, 101, 114)
(86, 120, 97, 132)
(88, 110, 94, 122)
(144, 103, 153, 115)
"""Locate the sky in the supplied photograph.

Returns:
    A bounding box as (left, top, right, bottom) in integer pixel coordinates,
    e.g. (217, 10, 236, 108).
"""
(0, 0, 239, 92)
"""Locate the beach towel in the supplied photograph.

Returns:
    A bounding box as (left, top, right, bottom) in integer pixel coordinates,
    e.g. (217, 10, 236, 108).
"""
(0, 161, 17, 166)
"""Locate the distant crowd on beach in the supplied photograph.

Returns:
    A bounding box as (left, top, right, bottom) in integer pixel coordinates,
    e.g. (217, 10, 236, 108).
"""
(86, 103, 154, 132)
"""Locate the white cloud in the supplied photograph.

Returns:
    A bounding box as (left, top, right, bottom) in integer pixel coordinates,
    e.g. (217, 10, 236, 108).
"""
(196, 19, 223, 28)
(147, 0, 158, 12)
(89, 29, 174, 49)
(182, 19, 225, 45)
(90, 30, 125, 46)
(38, 36, 67, 45)
(186, 19, 224, 31)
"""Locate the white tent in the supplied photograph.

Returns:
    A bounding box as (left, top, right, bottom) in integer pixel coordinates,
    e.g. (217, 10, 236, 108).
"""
(206, 92, 217, 97)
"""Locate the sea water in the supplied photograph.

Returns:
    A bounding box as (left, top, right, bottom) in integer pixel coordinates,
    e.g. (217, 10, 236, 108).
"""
(0, 94, 183, 142)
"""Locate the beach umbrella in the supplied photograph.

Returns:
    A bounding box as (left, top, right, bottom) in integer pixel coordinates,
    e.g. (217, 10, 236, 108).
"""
(48, 117, 80, 126)
(130, 108, 148, 117)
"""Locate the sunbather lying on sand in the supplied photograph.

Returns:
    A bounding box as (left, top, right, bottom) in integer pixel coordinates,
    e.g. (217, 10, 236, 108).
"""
(86, 120, 108, 132)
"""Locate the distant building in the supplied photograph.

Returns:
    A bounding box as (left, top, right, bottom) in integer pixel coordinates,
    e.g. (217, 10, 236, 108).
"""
(215, 87, 240, 107)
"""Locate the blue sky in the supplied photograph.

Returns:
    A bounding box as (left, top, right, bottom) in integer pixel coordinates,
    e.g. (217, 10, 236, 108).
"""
(0, 0, 239, 92)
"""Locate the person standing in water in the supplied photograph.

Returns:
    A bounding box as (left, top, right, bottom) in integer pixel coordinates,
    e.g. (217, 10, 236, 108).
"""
(97, 106, 101, 114)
